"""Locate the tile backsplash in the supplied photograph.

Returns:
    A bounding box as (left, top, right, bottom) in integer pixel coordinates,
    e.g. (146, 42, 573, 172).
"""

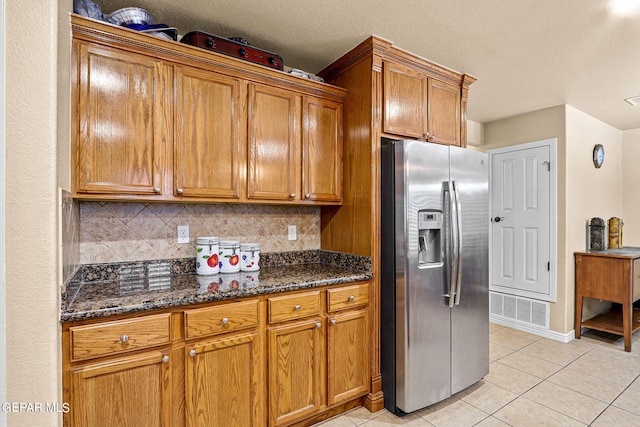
(79, 202, 321, 264)
(61, 189, 80, 285)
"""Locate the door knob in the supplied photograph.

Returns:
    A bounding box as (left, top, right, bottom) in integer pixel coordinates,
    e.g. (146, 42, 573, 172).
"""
(493, 216, 505, 223)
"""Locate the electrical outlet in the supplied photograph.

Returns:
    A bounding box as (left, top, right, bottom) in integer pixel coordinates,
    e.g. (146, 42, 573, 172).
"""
(288, 225, 297, 241)
(177, 225, 189, 244)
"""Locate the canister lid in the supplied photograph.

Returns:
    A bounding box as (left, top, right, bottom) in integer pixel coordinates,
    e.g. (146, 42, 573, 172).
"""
(219, 240, 240, 247)
(240, 243, 260, 250)
(196, 236, 219, 245)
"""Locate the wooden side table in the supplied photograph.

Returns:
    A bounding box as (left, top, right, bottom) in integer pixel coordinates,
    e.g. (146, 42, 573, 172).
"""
(575, 248, 640, 352)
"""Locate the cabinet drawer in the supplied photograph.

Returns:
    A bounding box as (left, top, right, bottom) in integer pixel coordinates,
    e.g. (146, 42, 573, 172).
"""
(327, 283, 369, 312)
(268, 291, 321, 323)
(70, 313, 171, 361)
(184, 299, 259, 339)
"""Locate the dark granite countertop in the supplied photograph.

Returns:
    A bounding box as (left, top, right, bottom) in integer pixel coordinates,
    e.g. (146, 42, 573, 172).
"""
(61, 250, 372, 322)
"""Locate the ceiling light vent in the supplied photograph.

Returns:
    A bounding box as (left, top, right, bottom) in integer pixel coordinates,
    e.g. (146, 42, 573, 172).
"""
(625, 96, 640, 106)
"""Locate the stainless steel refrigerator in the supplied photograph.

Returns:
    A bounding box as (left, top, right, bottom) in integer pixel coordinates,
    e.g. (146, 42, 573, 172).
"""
(380, 138, 489, 414)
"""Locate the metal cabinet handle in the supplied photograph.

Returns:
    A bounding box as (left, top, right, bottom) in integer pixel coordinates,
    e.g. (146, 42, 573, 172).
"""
(315, 322, 322, 328)
(120, 335, 129, 343)
(348, 295, 355, 302)
(289, 193, 296, 199)
(304, 193, 311, 199)
(294, 305, 301, 311)
(176, 188, 184, 194)
(330, 319, 337, 326)
(221, 317, 229, 325)
(189, 349, 196, 357)
(161, 355, 169, 363)
(153, 186, 161, 193)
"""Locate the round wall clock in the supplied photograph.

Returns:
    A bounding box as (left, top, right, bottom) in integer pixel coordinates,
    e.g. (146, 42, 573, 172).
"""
(593, 144, 605, 168)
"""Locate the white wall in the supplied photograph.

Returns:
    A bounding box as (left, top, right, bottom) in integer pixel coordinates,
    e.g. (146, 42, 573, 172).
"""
(482, 104, 623, 335)
(0, 0, 5, 425)
(482, 105, 568, 333)
(5, 1, 70, 425)
(622, 128, 640, 245)
(564, 105, 622, 331)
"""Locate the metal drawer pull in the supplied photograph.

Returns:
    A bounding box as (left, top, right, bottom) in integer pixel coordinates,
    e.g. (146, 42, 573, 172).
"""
(120, 335, 129, 343)
(315, 322, 322, 328)
(189, 349, 196, 357)
(153, 186, 161, 193)
(331, 319, 337, 326)
(162, 355, 169, 363)
(348, 295, 355, 302)
(221, 317, 229, 325)
(294, 305, 301, 311)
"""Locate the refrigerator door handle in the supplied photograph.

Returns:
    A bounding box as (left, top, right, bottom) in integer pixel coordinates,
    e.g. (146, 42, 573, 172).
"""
(453, 181, 463, 305)
(448, 180, 458, 308)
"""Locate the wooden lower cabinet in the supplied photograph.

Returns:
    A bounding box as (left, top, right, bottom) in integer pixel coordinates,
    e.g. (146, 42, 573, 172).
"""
(268, 318, 325, 426)
(185, 331, 263, 426)
(63, 282, 371, 427)
(327, 309, 369, 405)
(69, 349, 172, 427)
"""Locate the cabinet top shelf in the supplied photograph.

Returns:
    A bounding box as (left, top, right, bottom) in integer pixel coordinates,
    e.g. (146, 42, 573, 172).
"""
(575, 247, 640, 259)
(71, 14, 346, 99)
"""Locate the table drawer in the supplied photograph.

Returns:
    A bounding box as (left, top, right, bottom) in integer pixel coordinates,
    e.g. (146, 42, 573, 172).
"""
(70, 313, 171, 361)
(268, 291, 321, 324)
(327, 283, 369, 312)
(184, 299, 259, 339)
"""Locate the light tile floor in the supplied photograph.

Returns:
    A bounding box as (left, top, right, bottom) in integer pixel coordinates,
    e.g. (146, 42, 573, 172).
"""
(314, 323, 640, 426)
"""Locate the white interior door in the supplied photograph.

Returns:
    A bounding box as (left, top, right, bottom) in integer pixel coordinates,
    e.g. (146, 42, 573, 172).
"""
(490, 140, 555, 301)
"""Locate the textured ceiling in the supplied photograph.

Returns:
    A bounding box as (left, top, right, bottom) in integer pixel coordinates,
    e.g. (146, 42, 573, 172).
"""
(96, 0, 640, 130)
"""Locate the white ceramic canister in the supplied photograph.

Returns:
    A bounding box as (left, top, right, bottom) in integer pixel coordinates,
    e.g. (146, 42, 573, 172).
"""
(241, 271, 260, 288)
(219, 272, 241, 291)
(240, 243, 260, 271)
(219, 240, 241, 273)
(196, 274, 220, 293)
(196, 237, 220, 275)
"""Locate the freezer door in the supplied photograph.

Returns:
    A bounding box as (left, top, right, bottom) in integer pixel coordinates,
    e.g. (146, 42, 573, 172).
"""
(449, 146, 490, 394)
(395, 140, 452, 412)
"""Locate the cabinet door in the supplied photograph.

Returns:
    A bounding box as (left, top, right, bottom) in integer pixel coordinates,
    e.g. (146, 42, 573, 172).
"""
(247, 83, 300, 201)
(74, 42, 169, 195)
(382, 60, 428, 139)
(327, 309, 369, 405)
(427, 78, 461, 146)
(268, 318, 324, 426)
(174, 66, 244, 199)
(185, 331, 264, 427)
(70, 350, 171, 427)
(302, 96, 343, 203)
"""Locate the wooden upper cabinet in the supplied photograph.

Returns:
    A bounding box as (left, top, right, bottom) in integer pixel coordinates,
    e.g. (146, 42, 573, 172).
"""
(428, 79, 461, 146)
(247, 83, 300, 201)
(382, 59, 463, 146)
(382, 60, 428, 139)
(73, 41, 170, 196)
(71, 16, 345, 204)
(174, 65, 244, 199)
(302, 96, 343, 203)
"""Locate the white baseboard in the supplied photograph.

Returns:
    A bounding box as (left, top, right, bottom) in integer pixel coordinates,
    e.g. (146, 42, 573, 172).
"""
(490, 314, 575, 343)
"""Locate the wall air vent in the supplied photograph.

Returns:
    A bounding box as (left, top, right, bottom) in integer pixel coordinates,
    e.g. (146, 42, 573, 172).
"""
(625, 95, 640, 106)
(490, 291, 549, 329)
